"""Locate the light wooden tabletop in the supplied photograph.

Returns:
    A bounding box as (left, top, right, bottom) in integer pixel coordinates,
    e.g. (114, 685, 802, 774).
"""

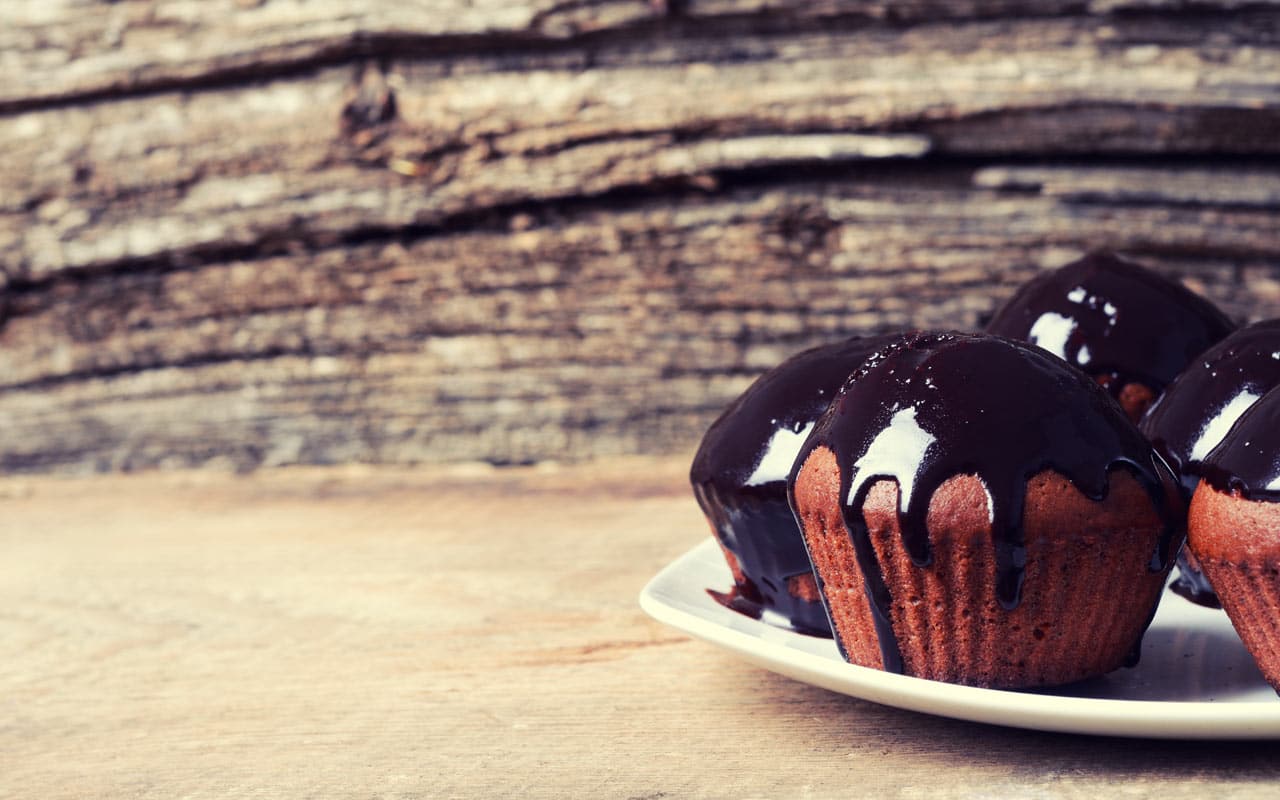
(3, 456, 1278, 798)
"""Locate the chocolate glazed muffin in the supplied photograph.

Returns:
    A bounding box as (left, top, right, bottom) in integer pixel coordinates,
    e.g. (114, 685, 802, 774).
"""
(987, 252, 1234, 422)
(1189, 387, 1280, 692)
(1141, 320, 1280, 606)
(789, 332, 1183, 688)
(690, 334, 901, 635)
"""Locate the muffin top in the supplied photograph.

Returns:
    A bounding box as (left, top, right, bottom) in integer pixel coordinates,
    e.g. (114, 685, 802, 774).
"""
(792, 331, 1179, 611)
(690, 333, 903, 634)
(1201, 386, 1280, 502)
(690, 334, 900, 496)
(1142, 320, 1280, 498)
(986, 252, 1234, 412)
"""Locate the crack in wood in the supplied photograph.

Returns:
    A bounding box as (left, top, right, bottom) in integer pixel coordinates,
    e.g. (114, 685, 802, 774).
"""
(3, 1, 1269, 114)
(512, 635, 690, 666)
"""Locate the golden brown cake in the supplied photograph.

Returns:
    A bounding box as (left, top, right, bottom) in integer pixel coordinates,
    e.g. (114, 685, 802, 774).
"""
(1187, 386, 1280, 691)
(788, 332, 1183, 688)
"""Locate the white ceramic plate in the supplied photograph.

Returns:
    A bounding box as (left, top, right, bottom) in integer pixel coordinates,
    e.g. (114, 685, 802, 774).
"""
(639, 538, 1280, 739)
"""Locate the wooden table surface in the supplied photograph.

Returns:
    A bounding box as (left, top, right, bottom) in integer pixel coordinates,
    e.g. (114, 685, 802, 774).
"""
(4, 456, 1280, 798)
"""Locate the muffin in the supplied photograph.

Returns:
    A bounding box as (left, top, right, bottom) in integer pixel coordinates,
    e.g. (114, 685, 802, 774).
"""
(1189, 387, 1280, 692)
(788, 332, 1183, 688)
(1141, 320, 1280, 605)
(690, 334, 900, 635)
(987, 252, 1234, 422)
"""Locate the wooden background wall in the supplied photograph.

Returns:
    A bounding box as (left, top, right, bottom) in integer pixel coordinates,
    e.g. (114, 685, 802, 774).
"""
(4, 0, 1280, 473)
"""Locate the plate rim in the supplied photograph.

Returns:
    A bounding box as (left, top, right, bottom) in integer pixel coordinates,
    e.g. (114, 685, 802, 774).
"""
(640, 538, 1280, 740)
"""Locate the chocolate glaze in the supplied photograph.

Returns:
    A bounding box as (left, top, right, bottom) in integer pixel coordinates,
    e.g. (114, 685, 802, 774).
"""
(690, 334, 901, 635)
(1142, 320, 1280, 496)
(790, 332, 1179, 674)
(1167, 563, 1222, 610)
(706, 587, 764, 623)
(1201, 385, 1280, 502)
(1140, 320, 1280, 606)
(986, 252, 1234, 407)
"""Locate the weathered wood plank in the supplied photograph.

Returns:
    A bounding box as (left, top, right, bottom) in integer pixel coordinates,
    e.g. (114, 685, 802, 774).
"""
(7, 0, 1226, 110)
(7, 14, 1280, 283)
(2, 459, 1279, 797)
(2, 174, 1279, 472)
(0, 0, 662, 110)
(6, 3, 1280, 473)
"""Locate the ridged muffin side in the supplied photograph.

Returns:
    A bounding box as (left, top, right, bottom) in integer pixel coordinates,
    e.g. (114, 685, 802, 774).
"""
(793, 446, 1174, 688)
(1188, 481, 1280, 691)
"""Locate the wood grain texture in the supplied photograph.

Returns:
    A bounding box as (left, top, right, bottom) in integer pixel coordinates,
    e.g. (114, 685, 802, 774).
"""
(2, 458, 1279, 798)
(6, 1, 1280, 472)
(5, 176, 1280, 472)
(3, 0, 1243, 110)
(8, 9, 1280, 282)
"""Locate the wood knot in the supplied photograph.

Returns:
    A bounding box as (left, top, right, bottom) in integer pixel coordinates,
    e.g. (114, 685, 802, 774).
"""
(773, 202, 840, 254)
(341, 64, 397, 147)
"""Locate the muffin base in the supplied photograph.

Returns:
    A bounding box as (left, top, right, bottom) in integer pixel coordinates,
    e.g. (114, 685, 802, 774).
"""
(1188, 480, 1280, 691)
(792, 445, 1175, 689)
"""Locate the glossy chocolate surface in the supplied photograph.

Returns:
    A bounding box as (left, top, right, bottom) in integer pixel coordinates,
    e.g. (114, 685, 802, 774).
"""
(1201, 386, 1280, 501)
(987, 252, 1234, 403)
(1140, 321, 1280, 605)
(792, 332, 1178, 673)
(1142, 320, 1280, 497)
(690, 334, 901, 635)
